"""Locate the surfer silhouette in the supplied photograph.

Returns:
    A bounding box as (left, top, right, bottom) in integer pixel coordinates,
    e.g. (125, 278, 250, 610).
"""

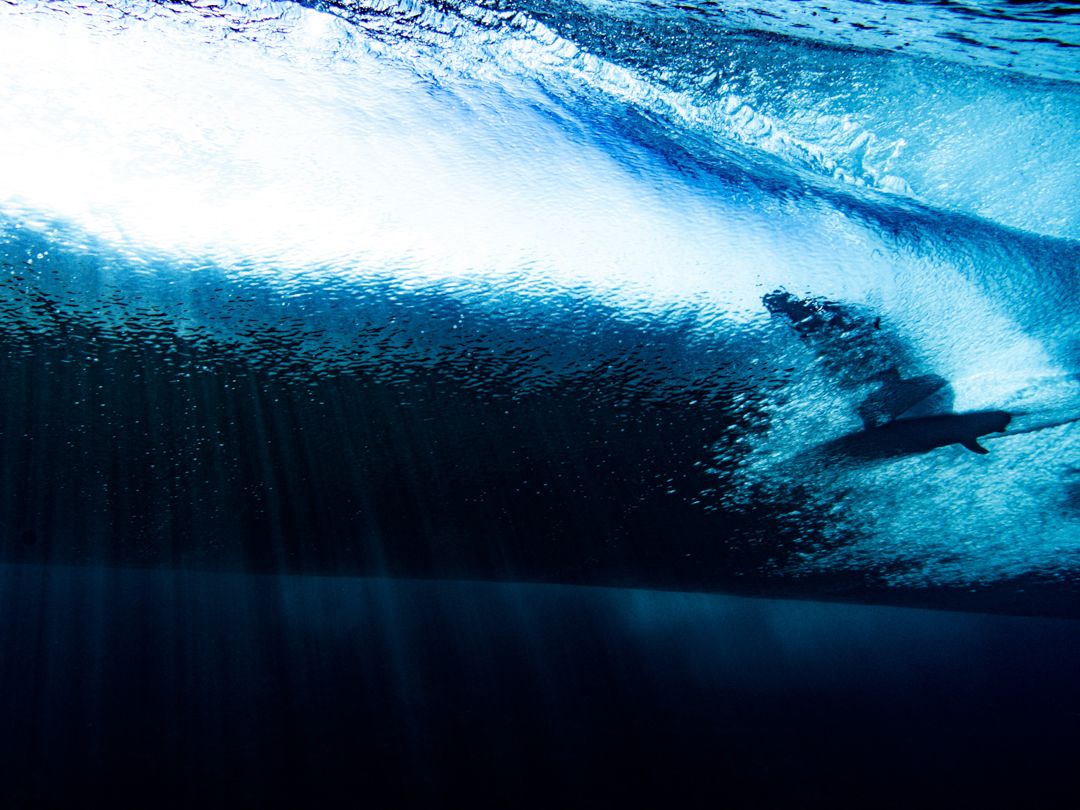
(764, 289, 1013, 462)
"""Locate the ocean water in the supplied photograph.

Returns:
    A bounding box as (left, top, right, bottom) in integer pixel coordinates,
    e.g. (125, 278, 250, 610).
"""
(1, 564, 1078, 806)
(0, 0, 1077, 804)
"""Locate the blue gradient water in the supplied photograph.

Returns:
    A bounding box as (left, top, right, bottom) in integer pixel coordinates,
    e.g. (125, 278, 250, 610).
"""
(0, 0, 1077, 804)
(1, 564, 1078, 805)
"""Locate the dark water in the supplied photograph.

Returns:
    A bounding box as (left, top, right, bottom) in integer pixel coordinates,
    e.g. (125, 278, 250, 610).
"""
(1, 565, 1077, 807)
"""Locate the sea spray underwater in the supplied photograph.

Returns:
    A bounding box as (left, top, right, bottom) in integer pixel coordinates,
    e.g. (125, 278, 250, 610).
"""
(0, 0, 1078, 803)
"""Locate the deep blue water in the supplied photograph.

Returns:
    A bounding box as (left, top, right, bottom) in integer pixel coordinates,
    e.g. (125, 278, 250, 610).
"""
(0, 0, 1078, 804)
(1, 565, 1078, 806)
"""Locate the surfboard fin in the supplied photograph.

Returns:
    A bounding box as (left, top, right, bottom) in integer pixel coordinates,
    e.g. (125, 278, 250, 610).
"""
(960, 439, 989, 455)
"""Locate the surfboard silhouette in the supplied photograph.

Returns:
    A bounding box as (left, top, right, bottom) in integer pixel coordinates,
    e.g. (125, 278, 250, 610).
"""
(897, 371, 1080, 441)
(765, 289, 1080, 461)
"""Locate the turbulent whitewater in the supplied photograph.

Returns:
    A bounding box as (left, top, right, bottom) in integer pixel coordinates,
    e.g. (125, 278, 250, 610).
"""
(0, 0, 1077, 614)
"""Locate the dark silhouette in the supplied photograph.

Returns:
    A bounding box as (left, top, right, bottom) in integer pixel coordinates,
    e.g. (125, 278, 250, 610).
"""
(855, 367, 952, 428)
(764, 288, 952, 426)
(763, 289, 1014, 461)
(819, 410, 1012, 463)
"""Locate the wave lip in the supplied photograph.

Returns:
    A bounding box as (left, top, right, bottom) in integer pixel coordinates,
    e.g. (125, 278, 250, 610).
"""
(510, 0, 1080, 83)
(303, 0, 1080, 240)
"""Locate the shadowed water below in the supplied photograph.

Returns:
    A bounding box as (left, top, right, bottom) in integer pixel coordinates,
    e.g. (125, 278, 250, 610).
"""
(0, 564, 1076, 807)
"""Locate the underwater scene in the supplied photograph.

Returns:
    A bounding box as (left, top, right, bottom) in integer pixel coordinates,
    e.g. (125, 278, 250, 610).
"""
(0, 0, 1077, 805)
